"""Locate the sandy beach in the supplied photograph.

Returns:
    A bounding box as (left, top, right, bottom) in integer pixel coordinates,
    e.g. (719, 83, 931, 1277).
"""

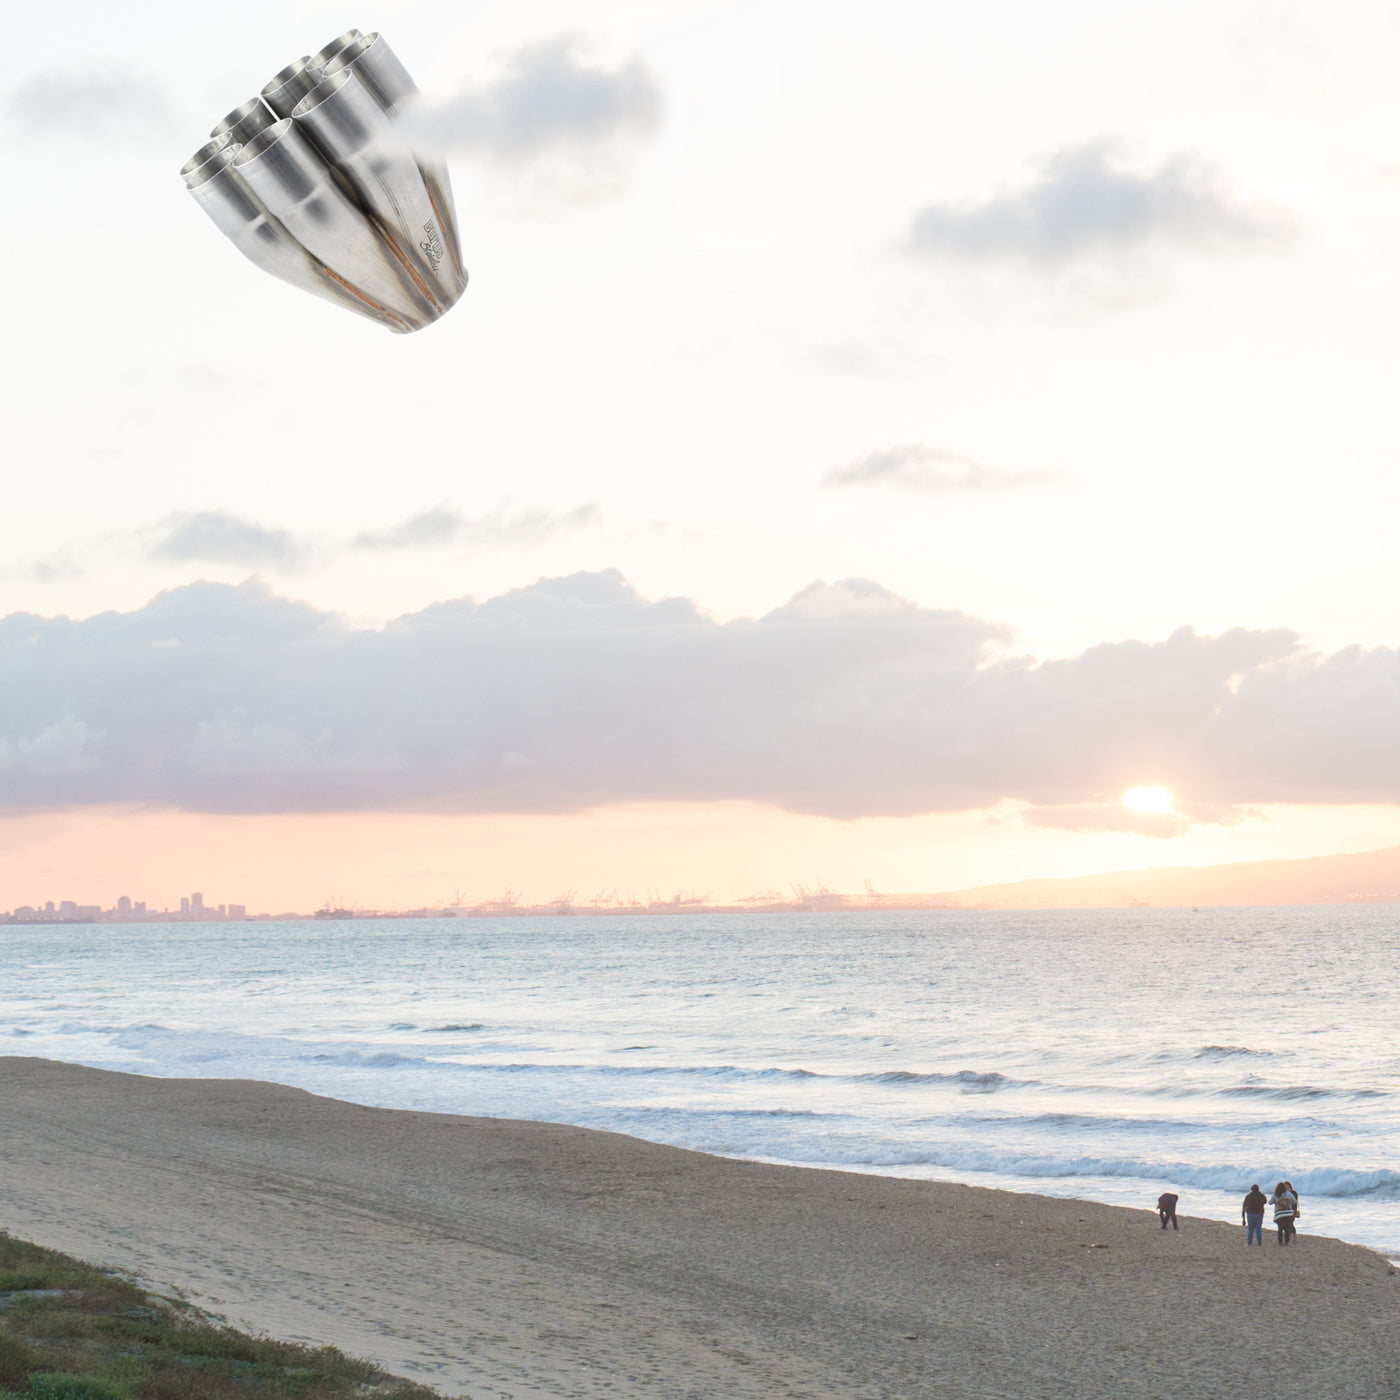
(1, 1058, 1397, 1399)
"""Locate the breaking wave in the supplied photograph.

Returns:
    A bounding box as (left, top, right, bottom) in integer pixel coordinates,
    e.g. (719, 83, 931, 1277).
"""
(857, 1069, 1026, 1091)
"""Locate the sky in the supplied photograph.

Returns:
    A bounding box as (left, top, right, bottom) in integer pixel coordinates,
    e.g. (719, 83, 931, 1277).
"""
(4, 0, 1400, 910)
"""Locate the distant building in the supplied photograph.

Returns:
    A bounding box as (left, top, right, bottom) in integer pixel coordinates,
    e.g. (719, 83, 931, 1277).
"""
(117, 895, 131, 913)
(134, 901, 146, 914)
(228, 904, 246, 920)
(76, 906, 100, 920)
(191, 892, 204, 911)
(180, 897, 190, 913)
(59, 901, 76, 917)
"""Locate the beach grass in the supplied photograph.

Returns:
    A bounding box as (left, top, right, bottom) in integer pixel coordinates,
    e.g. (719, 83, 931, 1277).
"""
(0, 1233, 439, 1400)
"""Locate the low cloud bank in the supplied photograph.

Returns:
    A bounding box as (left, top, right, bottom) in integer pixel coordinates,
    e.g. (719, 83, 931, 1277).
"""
(0, 571, 1395, 819)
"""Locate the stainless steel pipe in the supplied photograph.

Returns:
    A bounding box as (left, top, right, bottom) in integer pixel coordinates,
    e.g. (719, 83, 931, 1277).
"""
(292, 71, 465, 313)
(180, 29, 465, 333)
(324, 33, 465, 286)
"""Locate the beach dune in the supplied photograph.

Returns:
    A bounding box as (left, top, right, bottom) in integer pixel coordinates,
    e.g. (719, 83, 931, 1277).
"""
(1, 1058, 1396, 1399)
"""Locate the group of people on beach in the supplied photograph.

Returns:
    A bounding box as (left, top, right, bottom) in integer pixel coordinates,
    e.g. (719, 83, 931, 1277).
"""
(1153, 1183, 1301, 1244)
(1243, 1182, 1300, 1244)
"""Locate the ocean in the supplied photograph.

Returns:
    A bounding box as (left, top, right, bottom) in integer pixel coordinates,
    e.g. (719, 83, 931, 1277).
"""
(3, 907, 1397, 1255)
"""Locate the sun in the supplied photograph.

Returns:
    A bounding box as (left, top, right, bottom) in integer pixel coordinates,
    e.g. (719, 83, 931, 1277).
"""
(1121, 785, 1174, 816)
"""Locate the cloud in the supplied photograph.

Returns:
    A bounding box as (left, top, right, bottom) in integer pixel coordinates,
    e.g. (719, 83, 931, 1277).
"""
(353, 505, 465, 551)
(142, 511, 310, 570)
(1023, 803, 1191, 839)
(2, 71, 174, 139)
(409, 33, 661, 176)
(9, 504, 598, 583)
(353, 503, 600, 551)
(0, 553, 83, 584)
(6, 571, 1400, 820)
(905, 141, 1290, 267)
(1024, 798, 1252, 838)
(823, 444, 1064, 495)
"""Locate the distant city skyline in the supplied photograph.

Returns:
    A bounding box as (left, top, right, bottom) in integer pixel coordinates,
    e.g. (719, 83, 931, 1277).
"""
(5, 891, 247, 923)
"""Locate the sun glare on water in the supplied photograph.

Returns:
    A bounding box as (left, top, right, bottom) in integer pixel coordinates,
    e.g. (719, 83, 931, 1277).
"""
(1120, 785, 1174, 815)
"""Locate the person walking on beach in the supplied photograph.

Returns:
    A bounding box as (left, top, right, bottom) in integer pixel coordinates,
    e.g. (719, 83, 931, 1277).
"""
(1269, 1181, 1297, 1245)
(1284, 1180, 1301, 1241)
(1242, 1184, 1268, 1245)
(1157, 1191, 1179, 1230)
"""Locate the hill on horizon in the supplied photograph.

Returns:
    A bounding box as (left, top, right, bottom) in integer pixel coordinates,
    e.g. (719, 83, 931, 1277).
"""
(935, 843, 1400, 909)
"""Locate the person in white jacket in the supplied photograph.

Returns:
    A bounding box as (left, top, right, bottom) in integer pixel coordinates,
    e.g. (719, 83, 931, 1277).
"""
(1269, 1181, 1298, 1245)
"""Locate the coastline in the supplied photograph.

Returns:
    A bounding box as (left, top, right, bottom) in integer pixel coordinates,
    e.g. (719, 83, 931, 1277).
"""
(2, 1057, 1397, 1399)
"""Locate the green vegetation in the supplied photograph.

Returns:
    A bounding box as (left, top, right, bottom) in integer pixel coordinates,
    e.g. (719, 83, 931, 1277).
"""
(0, 1233, 439, 1400)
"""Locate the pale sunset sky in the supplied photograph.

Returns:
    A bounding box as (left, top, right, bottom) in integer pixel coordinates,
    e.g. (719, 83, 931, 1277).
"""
(5, 0, 1400, 910)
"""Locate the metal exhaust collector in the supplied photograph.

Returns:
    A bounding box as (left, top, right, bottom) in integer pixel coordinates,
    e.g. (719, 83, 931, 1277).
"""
(181, 29, 465, 333)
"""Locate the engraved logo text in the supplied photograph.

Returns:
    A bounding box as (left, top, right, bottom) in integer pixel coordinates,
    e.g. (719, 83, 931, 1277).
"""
(419, 219, 445, 273)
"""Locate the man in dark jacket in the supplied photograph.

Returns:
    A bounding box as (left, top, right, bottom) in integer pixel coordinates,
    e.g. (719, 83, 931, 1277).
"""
(1242, 1184, 1268, 1245)
(1157, 1191, 1179, 1230)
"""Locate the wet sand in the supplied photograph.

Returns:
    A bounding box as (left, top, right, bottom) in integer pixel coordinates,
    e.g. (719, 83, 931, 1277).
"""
(1, 1057, 1397, 1399)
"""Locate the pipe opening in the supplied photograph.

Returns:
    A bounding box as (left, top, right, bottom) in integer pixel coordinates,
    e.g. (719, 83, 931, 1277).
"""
(322, 33, 419, 114)
(322, 39, 367, 78)
(262, 58, 319, 116)
(232, 118, 293, 167)
(183, 145, 238, 189)
(323, 34, 378, 79)
(263, 59, 309, 95)
(210, 98, 275, 142)
(290, 70, 351, 119)
(181, 132, 234, 178)
(309, 29, 363, 73)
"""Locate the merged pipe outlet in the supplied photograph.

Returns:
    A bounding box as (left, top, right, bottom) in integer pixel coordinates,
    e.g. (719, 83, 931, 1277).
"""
(181, 30, 466, 334)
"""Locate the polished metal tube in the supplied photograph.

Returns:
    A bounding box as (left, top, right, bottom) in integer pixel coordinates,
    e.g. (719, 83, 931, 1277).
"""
(292, 71, 465, 313)
(181, 132, 236, 179)
(184, 148, 413, 332)
(233, 119, 434, 329)
(323, 33, 465, 289)
(261, 59, 319, 119)
(308, 29, 363, 74)
(210, 98, 276, 145)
